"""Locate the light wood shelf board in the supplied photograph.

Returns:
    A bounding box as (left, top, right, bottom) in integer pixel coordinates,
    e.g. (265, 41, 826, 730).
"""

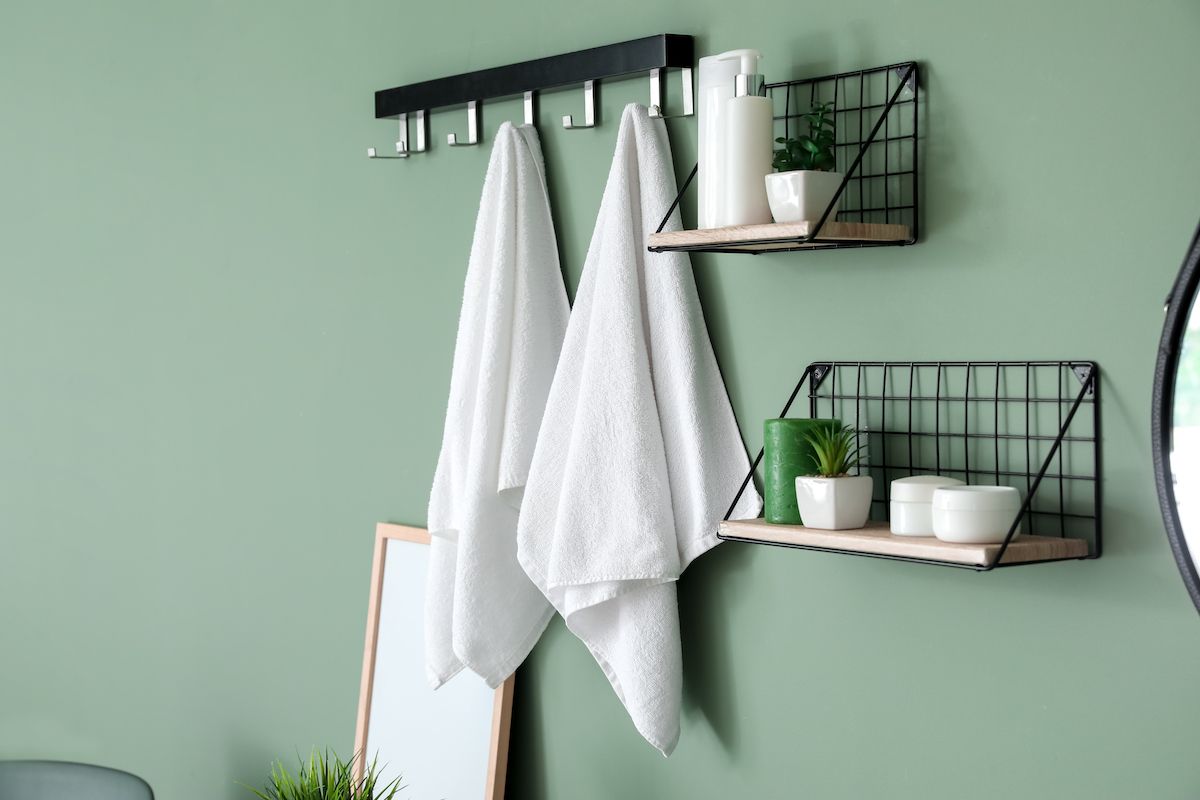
(718, 519, 1089, 567)
(647, 220, 912, 252)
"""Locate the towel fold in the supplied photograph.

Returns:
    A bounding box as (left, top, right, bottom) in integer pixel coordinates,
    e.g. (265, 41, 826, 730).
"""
(426, 122, 569, 689)
(517, 104, 762, 755)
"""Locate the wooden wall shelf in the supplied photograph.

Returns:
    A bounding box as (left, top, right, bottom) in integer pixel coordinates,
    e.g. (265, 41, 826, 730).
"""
(718, 519, 1090, 569)
(647, 220, 912, 254)
(718, 361, 1101, 571)
(645, 61, 920, 256)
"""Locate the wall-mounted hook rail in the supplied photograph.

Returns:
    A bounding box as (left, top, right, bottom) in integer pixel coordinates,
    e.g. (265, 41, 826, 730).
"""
(648, 67, 694, 119)
(562, 80, 596, 129)
(371, 34, 693, 156)
(447, 100, 480, 146)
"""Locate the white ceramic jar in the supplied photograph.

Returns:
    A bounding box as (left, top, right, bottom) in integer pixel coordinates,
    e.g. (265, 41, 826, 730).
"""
(931, 485, 1022, 544)
(889, 475, 964, 536)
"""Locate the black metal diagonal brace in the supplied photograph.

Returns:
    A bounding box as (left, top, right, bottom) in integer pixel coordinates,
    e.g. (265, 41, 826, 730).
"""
(984, 368, 1097, 570)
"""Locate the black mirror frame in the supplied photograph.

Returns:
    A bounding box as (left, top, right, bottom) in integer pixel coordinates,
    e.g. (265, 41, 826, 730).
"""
(1154, 222, 1200, 615)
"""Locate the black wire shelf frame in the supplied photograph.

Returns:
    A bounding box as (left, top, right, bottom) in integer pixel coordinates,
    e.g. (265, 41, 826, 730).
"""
(721, 361, 1102, 571)
(648, 60, 920, 255)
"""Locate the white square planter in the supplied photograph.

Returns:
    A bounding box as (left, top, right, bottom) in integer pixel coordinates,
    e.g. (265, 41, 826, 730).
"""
(765, 170, 845, 224)
(794, 475, 874, 530)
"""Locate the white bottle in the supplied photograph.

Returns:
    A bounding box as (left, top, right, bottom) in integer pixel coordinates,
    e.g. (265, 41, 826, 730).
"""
(724, 68, 774, 226)
(697, 48, 761, 229)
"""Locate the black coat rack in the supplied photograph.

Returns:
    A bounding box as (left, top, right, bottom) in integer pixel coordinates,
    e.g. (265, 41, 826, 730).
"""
(367, 34, 694, 158)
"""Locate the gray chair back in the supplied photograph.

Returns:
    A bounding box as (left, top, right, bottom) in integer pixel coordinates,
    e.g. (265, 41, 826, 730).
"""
(0, 761, 153, 800)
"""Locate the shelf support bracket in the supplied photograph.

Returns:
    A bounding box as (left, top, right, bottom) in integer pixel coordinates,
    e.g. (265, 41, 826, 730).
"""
(1071, 363, 1097, 394)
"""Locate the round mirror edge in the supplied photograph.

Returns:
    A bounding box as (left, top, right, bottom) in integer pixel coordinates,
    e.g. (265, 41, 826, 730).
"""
(1153, 220, 1200, 616)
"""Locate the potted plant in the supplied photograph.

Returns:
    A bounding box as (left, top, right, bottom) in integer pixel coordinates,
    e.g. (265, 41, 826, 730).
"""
(246, 750, 405, 800)
(765, 101, 844, 225)
(794, 424, 873, 530)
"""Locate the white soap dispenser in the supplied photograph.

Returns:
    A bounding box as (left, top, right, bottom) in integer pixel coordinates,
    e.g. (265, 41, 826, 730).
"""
(723, 60, 774, 227)
(696, 48, 761, 229)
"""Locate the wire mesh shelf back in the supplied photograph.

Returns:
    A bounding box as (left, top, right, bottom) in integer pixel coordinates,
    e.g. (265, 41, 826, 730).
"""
(726, 361, 1101, 565)
(769, 62, 919, 239)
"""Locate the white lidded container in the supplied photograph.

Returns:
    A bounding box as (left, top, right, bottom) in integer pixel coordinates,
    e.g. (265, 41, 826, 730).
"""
(889, 476, 964, 536)
(931, 485, 1022, 544)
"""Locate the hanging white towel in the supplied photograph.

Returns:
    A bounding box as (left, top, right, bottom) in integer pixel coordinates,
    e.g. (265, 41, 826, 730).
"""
(426, 122, 569, 689)
(517, 104, 762, 755)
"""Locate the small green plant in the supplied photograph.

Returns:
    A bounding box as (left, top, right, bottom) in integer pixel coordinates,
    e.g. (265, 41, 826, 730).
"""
(802, 424, 862, 477)
(246, 750, 404, 800)
(773, 101, 836, 172)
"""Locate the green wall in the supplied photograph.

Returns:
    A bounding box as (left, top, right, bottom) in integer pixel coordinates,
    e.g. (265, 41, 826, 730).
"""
(3, 1, 1200, 797)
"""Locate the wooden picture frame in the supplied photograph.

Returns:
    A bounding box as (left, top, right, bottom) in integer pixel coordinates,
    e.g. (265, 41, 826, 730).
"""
(354, 523, 514, 799)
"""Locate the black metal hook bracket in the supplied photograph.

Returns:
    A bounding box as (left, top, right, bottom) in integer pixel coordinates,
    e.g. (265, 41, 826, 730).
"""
(373, 34, 694, 120)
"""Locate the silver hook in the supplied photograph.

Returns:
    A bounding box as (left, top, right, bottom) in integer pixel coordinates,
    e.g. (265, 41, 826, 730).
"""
(367, 111, 428, 159)
(648, 67, 694, 119)
(562, 80, 596, 129)
(367, 115, 408, 159)
(523, 91, 536, 126)
(406, 110, 428, 154)
(447, 100, 480, 146)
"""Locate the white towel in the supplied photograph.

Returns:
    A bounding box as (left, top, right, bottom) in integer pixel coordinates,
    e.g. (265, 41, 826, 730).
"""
(426, 122, 569, 689)
(517, 104, 762, 755)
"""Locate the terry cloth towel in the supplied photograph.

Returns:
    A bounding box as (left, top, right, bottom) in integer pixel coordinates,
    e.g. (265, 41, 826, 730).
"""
(516, 104, 762, 755)
(425, 122, 570, 689)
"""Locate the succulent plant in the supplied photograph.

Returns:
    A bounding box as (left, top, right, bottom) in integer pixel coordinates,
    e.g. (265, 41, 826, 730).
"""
(773, 101, 836, 172)
(802, 423, 863, 477)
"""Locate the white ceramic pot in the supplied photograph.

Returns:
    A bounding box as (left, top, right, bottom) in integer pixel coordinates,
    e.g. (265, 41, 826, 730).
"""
(794, 475, 873, 530)
(764, 170, 845, 224)
(931, 485, 1022, 544)
(889, 475, 964, 536)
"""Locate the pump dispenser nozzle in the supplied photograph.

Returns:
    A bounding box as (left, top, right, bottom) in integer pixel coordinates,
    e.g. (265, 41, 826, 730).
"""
(715, 49, 761, 75)
(734, 73, 766, 97)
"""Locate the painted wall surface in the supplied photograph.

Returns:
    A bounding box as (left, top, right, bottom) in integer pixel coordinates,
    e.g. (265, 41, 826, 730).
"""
(3, 1, 1200, 798)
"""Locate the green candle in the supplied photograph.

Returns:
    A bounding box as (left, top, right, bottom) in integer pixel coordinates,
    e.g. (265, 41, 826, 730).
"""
(763, 418, 840, 524)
